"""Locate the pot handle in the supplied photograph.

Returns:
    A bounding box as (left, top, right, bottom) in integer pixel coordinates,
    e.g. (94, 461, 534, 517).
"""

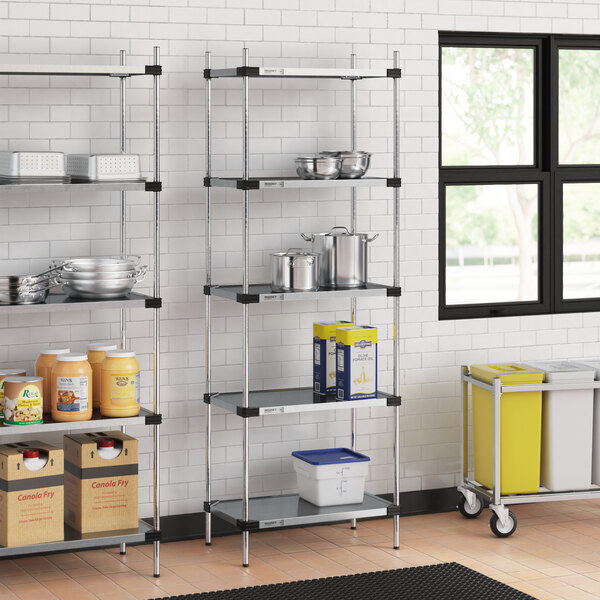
(286, 248, 304, 254)
(329, 226, 351, 235)
(300, 233, 313, 242)
(367, 233, 379, 243)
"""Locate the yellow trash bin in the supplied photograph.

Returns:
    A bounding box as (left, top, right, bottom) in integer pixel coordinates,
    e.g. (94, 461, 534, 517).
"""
(471, 363, 543, 495)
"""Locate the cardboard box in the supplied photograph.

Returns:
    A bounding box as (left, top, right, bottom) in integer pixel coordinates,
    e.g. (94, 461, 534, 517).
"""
(64, 432, 138, 534)
(0, 441, 64, 547)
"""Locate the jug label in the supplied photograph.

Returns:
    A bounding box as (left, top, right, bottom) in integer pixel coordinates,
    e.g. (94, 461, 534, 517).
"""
(57, 376, 89, 412)
(109, 373, 140, 405)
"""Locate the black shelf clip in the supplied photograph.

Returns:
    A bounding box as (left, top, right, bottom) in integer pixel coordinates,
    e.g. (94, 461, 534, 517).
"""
(203, 176, 211, 187)
(145, 181, 162, 192)
(386, 287, 402, 297)
(236, 292, 260, 304)
(236, 518, 260, 531)
(204, 285, 212, 296)
(236, 179, 260, 191)
(204, 500, 220, 513)
(386, 68, 402, 78)
(145, 65, 162, 76)
(145, 297, 162, 309)
(145, 528, 162, 542)
(203, 392, 212, 405)
(387, 504, 402, 516)
(386, 396, 402, 407)
(236, 66, 260, 77)
(386, 178, 402, 188)
(236, 406, 260, 418)
(145, 412, 163, 425)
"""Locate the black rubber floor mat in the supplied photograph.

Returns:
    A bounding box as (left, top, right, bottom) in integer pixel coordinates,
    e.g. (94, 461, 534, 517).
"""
(151, 562, 537, 600)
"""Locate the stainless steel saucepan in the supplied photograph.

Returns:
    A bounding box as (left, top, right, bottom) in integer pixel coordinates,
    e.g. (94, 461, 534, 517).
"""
(271, 248, 319, 292)
(301, 226, 378, 288)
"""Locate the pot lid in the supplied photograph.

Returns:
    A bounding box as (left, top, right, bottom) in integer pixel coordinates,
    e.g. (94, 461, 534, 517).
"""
(271, 248, 318, 257)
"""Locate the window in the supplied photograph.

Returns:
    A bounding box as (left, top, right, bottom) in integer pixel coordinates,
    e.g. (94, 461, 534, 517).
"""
(439, 33, 600, 319)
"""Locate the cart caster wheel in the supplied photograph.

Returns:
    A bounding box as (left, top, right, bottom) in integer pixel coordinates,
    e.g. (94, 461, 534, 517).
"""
(490, 511, 517, 537)
(457, 494, 483, 519)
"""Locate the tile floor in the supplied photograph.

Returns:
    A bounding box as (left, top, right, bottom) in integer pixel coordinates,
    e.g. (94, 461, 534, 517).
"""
(3, 500, 600, 599)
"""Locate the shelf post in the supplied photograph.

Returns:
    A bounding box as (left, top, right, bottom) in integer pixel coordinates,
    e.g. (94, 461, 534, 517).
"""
(152, 45, 161, 578)
(462, 366, 469, 483)
(392, 50, 401, 551)
(350, 52, 358, 531)
(241, 46, 250, 568)
(119, 48, 128, 557)
(205, 50, 213, 547)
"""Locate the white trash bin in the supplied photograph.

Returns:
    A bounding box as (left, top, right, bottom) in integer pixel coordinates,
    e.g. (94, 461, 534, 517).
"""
(573, 360, 600, 486)
(525, 360, 595, 492)
(292, 448, 370, 506)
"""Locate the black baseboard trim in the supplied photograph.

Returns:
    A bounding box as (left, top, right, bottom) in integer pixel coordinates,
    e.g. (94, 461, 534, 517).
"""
(146, 486, 458, 544)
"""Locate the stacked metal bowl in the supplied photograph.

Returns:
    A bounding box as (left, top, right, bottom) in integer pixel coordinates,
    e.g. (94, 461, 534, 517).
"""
(295, 151, 372, 180)
(56, 256, 147, 299)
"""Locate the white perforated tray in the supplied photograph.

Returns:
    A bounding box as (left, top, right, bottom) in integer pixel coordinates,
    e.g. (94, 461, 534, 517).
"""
(0, 152, 66, 177)
(66, 154, 143, 181)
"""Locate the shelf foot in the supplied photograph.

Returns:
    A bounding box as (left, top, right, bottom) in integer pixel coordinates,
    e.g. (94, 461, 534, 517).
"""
(205, 542, 212, 546)
(243, 563, 249, 568)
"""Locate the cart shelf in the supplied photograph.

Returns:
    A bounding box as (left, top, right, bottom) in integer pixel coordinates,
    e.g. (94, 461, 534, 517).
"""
(0, 293, 161, 315)
(205, 66, 400, 80)
(205, 176, 401, 190)
(207, 283, 401, 304)
(0, 521, 157, 558)
(210, 493, 398, 530)
(206, 387, 401, 417)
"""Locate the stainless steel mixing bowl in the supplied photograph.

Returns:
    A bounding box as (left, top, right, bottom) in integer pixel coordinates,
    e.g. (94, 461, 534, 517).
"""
(295, 156, 342, 180)
(319, 151, 372, 178)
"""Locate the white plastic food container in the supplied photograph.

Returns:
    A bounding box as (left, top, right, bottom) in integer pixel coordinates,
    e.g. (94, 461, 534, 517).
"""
(524, 360, 595, 491)
(292, 447, 370, 506)
(572, 360, 600, 486)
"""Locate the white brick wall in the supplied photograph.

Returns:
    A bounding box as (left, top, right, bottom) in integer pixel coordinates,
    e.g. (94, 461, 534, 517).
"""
(1, 0, 599, 518)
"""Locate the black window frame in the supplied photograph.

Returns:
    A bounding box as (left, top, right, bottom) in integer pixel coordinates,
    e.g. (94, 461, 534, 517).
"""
(439, 32, 600, 320)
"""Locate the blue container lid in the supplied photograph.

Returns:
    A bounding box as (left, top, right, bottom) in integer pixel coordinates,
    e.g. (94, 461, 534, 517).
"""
(292, 447, 370, 466)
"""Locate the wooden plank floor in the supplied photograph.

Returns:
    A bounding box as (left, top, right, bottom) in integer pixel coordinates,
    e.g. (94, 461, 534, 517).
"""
(3, 500, 600, 599)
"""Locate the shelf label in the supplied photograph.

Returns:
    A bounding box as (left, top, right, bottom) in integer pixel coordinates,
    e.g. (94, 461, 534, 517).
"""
(262, 181, 285, 188)
(263, 519, 285, 528)
(262, 406, 285, 415)
(262, 68, 285, 76)
(262, 294, 285, 302)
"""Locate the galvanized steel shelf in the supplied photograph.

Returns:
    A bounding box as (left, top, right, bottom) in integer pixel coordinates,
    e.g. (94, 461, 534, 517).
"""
(0, 521, 154, 558)
(206, 282, 401, 304)
(205, 387, 401, 417)
(205, 66, 400, 80)
(0, 180, 151, 194)
(458, 367, 600, 538)
(204, 48, 403, 567)
(205, 176, 401, 190)
(0, 292, 160, 314)
(0, 64, 157, 77)
(0, 50, 162, 575)
(210, 493, 396, 531)
(0, 408, 159, 436)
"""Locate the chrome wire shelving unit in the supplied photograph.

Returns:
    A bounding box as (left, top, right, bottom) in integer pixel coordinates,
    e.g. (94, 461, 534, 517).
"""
(0, 50, 162, 576)
(203, 48, 403, 567)
(458, 367, 600, 538)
